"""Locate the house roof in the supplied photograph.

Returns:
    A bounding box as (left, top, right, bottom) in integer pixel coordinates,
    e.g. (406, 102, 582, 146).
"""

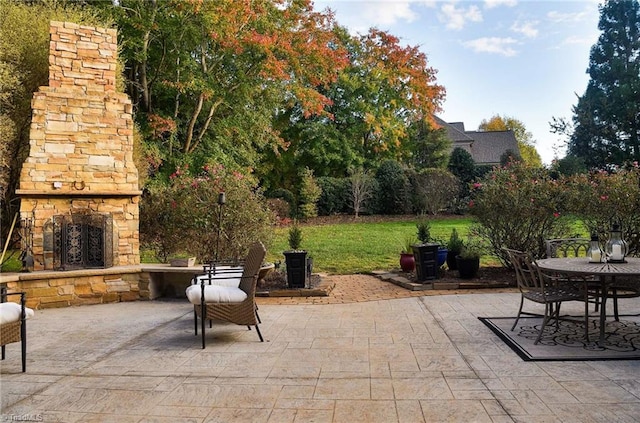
(466, 130, 519, 165)
(434, 116, 519, 165)
(433, 116, 473, 143)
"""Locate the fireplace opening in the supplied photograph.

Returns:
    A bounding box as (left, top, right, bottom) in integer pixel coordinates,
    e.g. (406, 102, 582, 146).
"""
(53, 213, 113, 270)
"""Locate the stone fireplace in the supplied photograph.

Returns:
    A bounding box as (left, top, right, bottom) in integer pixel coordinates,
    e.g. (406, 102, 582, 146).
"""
(16, 21, 140, 272)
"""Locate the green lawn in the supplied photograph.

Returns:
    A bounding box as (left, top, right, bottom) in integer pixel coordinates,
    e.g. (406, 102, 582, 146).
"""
(2, 215, 587, 274)
(266, 216, 480, 274)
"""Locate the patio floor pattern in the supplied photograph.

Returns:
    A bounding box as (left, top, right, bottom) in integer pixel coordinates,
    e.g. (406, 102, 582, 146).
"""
(2, 275, 640, 422)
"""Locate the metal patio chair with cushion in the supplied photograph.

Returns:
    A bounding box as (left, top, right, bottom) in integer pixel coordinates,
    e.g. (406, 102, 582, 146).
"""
(185, 242, 266, 348)
(1, 287, 35, 372)
(504, 248, 590, 344)
(546, 238, 640, 321)
(193, 262, 261, 325)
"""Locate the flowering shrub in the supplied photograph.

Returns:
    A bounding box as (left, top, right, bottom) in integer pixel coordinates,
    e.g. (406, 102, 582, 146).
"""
(469, 162, 572, 265)
(565, 164, 640, 256)
(140, 164, 275, 262)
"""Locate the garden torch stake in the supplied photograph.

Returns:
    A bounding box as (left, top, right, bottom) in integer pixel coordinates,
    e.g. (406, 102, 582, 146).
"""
(215, 192, 226, 263)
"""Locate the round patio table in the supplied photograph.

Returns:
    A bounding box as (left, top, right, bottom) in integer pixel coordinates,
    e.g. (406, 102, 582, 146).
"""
(536, 257, 640, 344)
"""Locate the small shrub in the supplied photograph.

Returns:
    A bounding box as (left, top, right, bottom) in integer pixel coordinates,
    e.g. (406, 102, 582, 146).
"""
(288, 224, 303, 251)
(416, 219, 431, 244)
(297, 168, 321, 219)
(267, 198, 291, 224)
(269, 188, 295, 217)
(401, 235, 418, 253)
(447, 228, 464, 254)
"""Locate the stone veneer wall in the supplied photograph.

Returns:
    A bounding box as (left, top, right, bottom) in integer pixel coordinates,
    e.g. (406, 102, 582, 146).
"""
(17, 21, 140, 272)
(2, 269, 147, 309)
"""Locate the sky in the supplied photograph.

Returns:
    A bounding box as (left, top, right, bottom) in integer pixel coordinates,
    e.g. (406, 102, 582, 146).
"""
(313, 0, 603, 165)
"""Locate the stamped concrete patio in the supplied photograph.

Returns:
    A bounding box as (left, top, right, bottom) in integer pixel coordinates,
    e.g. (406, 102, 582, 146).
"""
(2, 275, 640, 422)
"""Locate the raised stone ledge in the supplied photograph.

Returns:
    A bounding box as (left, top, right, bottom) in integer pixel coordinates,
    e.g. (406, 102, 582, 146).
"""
(0, 266, 143, 284)
(16, 189, 142, 197)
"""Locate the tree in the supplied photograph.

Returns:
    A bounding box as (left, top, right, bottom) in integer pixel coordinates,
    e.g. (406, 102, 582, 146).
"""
(408, 118, 451, 170)
(567, 0, 640, 168)
(259, 25, 446, 194)
(340, 28, 446, 164)
(500, 149, 522, 166)
(297, 167, 321, 219)
(374, 160, 410, 215)
(448, 147, 476, 197)
(408, 168, 459, 215)
(98, 0, 349, 178)
(551, 155, 587, 177)
(479, 114, 542, 167)
(349, 169, 375, 218)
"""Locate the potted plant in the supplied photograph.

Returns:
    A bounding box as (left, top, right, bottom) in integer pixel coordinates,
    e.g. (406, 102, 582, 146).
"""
(446, 228, 464, 270)
(456, 241, 482, 279)
(417, 220, 448, 267)
(400, 236, 417, 273)
(412, 219, 440, 281)
(283, 223, 308, 288)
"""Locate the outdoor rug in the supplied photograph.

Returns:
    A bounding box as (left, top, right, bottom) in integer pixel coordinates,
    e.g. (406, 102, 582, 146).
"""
(479, 315, 640, 361)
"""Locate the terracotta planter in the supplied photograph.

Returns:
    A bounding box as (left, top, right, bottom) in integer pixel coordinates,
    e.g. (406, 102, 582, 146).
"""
(399, 253, 415, 273)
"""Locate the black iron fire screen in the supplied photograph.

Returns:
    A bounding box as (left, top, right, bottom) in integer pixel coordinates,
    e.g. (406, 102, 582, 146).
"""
(53, 213, 113, 270)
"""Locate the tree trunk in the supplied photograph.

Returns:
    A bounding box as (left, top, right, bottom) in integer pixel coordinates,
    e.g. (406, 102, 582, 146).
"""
(183, 93, 204, 153)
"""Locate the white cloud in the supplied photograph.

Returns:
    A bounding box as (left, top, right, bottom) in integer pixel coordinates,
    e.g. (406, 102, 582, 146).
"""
(361, 2, 419, 27)
(463, 37, 519, 56)
(317, 1, 421, 35)
(439, 3, 483, 30)
(547, 10, 591, 23)
(484, 0, 517, 9)
(418, 0, 438, 8)
(510, 20, 538, 38)
(562, 35, 591, 45)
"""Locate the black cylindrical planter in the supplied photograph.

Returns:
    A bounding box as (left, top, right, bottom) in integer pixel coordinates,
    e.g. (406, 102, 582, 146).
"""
(412, 243, 439, 282)
(456, 256, 480, 279)
(284, 250, 308, 288)
(446, 250, 459, 270)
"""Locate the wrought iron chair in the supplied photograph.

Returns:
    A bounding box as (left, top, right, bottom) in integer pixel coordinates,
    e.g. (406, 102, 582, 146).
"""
(1, 287, 34, 372)
(545, 238, 591, 259)
(505, 248, 590, 344)
(185, 242, 266, 348)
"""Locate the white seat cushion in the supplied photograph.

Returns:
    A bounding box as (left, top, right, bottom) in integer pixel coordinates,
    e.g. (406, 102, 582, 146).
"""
(195, 273, 242, 288)
(0, 302, 35, 324)
(186, 284, 247, 304)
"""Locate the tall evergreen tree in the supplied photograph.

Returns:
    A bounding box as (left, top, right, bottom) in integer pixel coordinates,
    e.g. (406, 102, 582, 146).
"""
(568, 0, 640, 168)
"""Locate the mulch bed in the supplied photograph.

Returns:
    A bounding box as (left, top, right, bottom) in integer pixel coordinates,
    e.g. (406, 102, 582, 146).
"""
(407, 266, 516, 286)
(260, 265, 516, 291)
(259, 269, 323, 290)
